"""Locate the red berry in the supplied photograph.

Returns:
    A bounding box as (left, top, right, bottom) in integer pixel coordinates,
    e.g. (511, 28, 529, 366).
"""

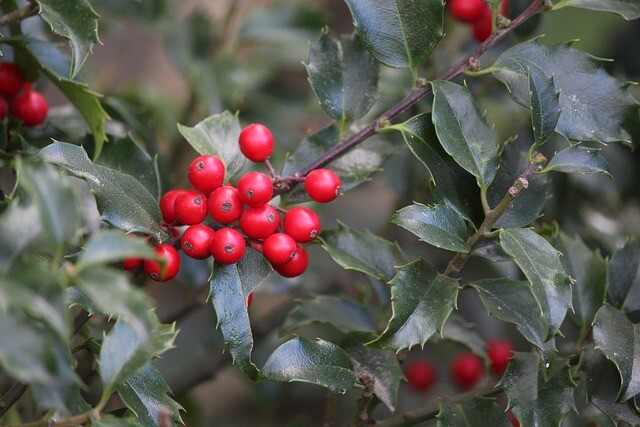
(450, 0, 487, 22)
(450, 353, 484, 389)
(247, 292, 254, 308)
(405, 360, 437, 392)
(188, 154, 225, 194)
(499, 0, 510, 16)
(143, 243, 181, 282)
(507, 411, 520, 427)
(305, 169, 341, 203)
(0, 62, 24, 97)
(240, 204, 279, 239)
(237, 171, 274, 207)
(472, 6, 493, 43)
(239, 123, 274, 162)
(208, 185, 243, 224)
(123, 257, 142, 270)
(487, 339, 513, 374)
(0, 97, 7, 119)
(160, 189, 185, 224)
(274, 244, 308, 277)
(11, 89, 48, 127)
(210, 227, 246, 264)
(284, 207, 321, 243)
(174, 190, 208, 225)
(263, 233, 297, 265)
(181, 224, 215, 259)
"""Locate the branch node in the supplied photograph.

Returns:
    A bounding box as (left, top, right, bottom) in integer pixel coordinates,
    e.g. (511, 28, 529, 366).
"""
(497, 14, 511, 29)
(376, 118, 391, 131)
(416, 77, 428, 87)
(516, 177, 529, 189)
(467, 56, 481, 72)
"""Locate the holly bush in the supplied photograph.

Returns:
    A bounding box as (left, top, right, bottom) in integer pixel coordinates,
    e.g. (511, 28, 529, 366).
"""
(1, 0, 640, 426)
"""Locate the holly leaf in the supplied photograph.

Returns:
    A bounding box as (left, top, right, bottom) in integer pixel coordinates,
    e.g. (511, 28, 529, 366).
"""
(437, 397, 511, 427)
(177, 111, 245, 179)
(523, 62, 561, 146)
(77, 230, 156, 269)
(542, 146, 612, 176)
(441, 314, 487, 358)
(0, 195, 41, 268)
(209, 248, 272, 381)
(343, 0, 443, 72)
(91, 416, 142, 427)
(38, 141, 166, 242)
(260, 336, 355, 393)
(554, 0, 640, 20)
(306, 31, 379, 125)
(367, 259, 459, 351)
(392, 203, 470, 253)
(607, 238, 640, 312)
(431, 80, 499, 189)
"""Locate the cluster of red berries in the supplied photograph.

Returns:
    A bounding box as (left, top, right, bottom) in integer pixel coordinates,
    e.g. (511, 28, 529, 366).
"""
(0, 62, 48, 127)
(448, 0, 509, 42)
(124, 123, 342, 283)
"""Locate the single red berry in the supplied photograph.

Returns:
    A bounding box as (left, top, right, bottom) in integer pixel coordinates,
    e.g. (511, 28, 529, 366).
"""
(499, 0, 510, 16)
(405, 360, 437, 392)
(487, 339, 514, 374)
(247, 292, 254, 308)
(472, 6, 493, 43)
(240, 204, 279, 239)
(210, 227, 246, 264)
(11, 89, 48, 127)
(181, 224, 216, 259)
(174, 190, 208, 225)
(237, 171, 274, 207)
(507, 411, 520, 427)
(188, 154, 225, 194)
(305, 169, 342, 203)
(274, 244, 308, 277)
(450, 0, 487, 22)
(0, 62, 24, 97)
(0, 97, 8, 119)
(208, 185, 243, 224)
(284, 207, 321, 243)
(239, 123, 274, 162)
(450, 353, 484, 389)
(143, 243, 181, 282)
(263, 233, 297, 265)
(123, 257, 142, 270)
(160, 189, 185, 224)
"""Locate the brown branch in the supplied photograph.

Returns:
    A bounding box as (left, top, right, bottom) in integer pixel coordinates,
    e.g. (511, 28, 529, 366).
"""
(0, 1, 38, 27)
(351, 375, 375, 426)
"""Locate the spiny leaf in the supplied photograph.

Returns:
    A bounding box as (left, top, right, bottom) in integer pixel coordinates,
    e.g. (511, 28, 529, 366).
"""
(77, 230, 156, 270)
(437, 397, 511, 427)
(554, 0, 640, 20)
(607, 238, 640, 312)
(523, 61, 561, 146)
(542, 146, 612, 176)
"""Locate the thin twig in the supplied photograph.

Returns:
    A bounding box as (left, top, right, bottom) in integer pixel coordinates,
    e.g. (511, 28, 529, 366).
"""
(351, 375, 375, 426)
(0, 1, 39, 28)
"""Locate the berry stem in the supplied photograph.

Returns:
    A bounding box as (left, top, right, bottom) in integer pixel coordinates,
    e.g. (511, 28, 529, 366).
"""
(264, 158, 277, 179)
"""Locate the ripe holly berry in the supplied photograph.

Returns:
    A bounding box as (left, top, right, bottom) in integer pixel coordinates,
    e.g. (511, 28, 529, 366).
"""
(247, 292, 254, 308)
(237, 171, 274, 207)
(263, 233, 297, 265)
(472, 6, 493, 43)
(160, 189, 185, 224)
(305, 169, 341, 203)
(210, 227, 246, 264)
(239, 123, 274, 162)
(450, 353, 484, 389)
(284, 207, 321, 243)
(174, 190, 208, 225)
(181, 224, 215, 259)
(208, 185, 243, 224)
(11, 89, 48, 127)
(143, 243, 181, 282)
(487, 339, 513, 374)
(274, 244, 308, 277)
(0, 97, 7, 120)
(123, 257, 142, 270)
(240, 204, 279, 239)
(507, 411, 520, 427)
(188, 154, 225, 194)
(0, 62, 24, 97)
(405, 360, 437, 392)
(450, 0, 487, 22)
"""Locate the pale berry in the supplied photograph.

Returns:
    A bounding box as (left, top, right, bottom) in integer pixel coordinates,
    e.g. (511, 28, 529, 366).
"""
(188, 154, 225, 194)
(305, 169, 341, 203)
(284, 207, 321, 243)
(208, 185, 243, 224)
(174, 190, 208, 225)
(237, 171, 273, 207)
(239, 123, 274, 162)
(143, 243, 181, 282)
(181, 224, 215, 259)
(210, 227, 246, 264)
(263, 233, 297, 265)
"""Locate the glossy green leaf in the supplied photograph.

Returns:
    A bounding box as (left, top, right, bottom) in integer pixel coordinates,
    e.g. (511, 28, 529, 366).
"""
(501, 353, 576, 426)
(492, 40, 640, 147)
(38, 141, 166, 242)
(321, 222, 406, 281)
(437, 397, 511, 427)
(471, 236, 511, 262)
(500, 228, 572, 338)
(367, 259, 459, 351)
(542, 146, 612, 176)
(37, 0, 100, 78)
(431, 80, 498, 189)
(343, 0, 444, 71)
(525, 62, 561, 146)
(210, 248, 272, 381)
(260, 336, 356, 393)
(607, 238, 640, 311)
(392, 203, 470, 253)
(441, 314, 487, 358)
(306, 31, 379, 124)
(91, 416, 142, 427)
(77, 230, 156, 269)
(177, 111, 245, 179)
(554, 0, 640, 19)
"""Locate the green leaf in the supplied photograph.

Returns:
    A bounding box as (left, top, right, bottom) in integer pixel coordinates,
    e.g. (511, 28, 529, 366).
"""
(91, 415, 143, 427)
(542, 146, 612, 176)
(117, 362, 184, 426)
(437, 397, 511, 427)
(554, 0, 640, 19)
(306, 31, 379, 125)
(37, 0, 100, 78)
(260, 336, 356, 393)
(210, 248, 272, 381)
(431, 80, 498, 189)
(177, 111, 245, 179)
(500, 229, 572, 338)
(321, 222, 407, 281)
(524, 62, 561, 146)
(281, 296, 377, 336)
(607, 238, 640, 312)
(78, 230, 156, 269)
(392, 203, 470, 253)
(441, 314, 487, 358)
(491, 40, 640, 147)
(592, 304, 640, 401)
(343, 0, 444, 71)
(38, 141, 166, 242)
(367, 259, 459, 351)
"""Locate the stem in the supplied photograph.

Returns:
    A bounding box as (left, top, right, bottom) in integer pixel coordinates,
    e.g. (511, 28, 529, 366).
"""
(350, 375, 375, 426)
(0, 1, 38, 27)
